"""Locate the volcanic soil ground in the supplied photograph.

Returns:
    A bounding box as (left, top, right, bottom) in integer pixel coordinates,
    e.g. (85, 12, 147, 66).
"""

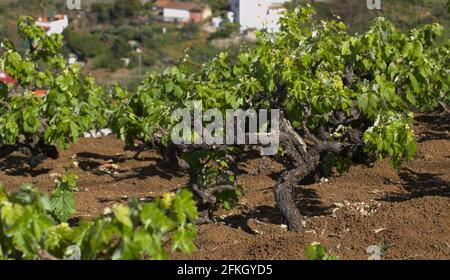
(1, 112, 449, 260)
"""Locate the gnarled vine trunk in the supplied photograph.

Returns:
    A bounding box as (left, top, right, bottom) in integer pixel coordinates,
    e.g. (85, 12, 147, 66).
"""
(274, 116, 320, 232)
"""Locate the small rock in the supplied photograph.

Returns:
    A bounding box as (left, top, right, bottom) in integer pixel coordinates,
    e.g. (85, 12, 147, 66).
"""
(374, 228, 387, 234)
(366, 245, 383, 260)
(50, 173, 61, 179)
(253, 219, 263, 225)
(99, 128, 112, 136)
(320, 177, 329, 183)
(253, 229, 263, 235)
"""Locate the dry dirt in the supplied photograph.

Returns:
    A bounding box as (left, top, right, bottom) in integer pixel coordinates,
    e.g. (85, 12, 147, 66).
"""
(1, 113, 449, 260)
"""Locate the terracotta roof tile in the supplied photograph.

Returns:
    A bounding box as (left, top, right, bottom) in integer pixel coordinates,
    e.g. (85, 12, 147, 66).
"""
(0, 71, 17, 85)
(155, 1, 207, 11)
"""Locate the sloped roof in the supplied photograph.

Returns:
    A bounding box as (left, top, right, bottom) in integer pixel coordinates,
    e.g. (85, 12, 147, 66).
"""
(33, 89, 48, 96)
(0, 71, 17, 85)
(155, 0, 208, 11)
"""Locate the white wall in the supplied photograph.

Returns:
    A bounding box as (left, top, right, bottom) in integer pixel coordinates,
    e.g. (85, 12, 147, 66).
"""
(36, 16, 69, 35)
(266, 7, 286, 32)
(231, 0, 290, 32)
(163, 8, 190, 22)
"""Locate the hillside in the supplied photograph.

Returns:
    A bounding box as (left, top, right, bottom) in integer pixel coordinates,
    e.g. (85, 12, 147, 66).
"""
(287, 0, 449, 39)
(0, 0, 448, 88)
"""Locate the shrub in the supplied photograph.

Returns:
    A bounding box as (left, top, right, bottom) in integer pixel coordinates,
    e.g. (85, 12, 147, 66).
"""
(93, 52, 124, 71)
(64, 30, 109, 59)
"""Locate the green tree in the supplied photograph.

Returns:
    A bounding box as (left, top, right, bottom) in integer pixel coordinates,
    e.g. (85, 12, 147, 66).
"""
(112, 37, 131, 58)
(0, 17, 108, 161)
(110, 6, 449, 230)
(91, 2, 114, 23)
(64, 29, 109, 59)
(111, 0, 142, 20)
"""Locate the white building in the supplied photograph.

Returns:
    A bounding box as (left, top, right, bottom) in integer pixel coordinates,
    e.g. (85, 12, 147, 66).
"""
(155, 0, 212, 23)
(163, 6, 190, 22)
(36, 15, 69, 35)
(226, 11, 235, 23)
(212, 16, 224, 28)
(230, 0, 290, 32)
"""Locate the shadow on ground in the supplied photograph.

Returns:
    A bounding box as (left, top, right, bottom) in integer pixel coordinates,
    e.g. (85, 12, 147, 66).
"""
(381, 168, 450, 202)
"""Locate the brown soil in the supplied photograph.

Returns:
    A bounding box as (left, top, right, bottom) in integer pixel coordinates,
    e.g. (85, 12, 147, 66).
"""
(1, 113, 449, 260)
